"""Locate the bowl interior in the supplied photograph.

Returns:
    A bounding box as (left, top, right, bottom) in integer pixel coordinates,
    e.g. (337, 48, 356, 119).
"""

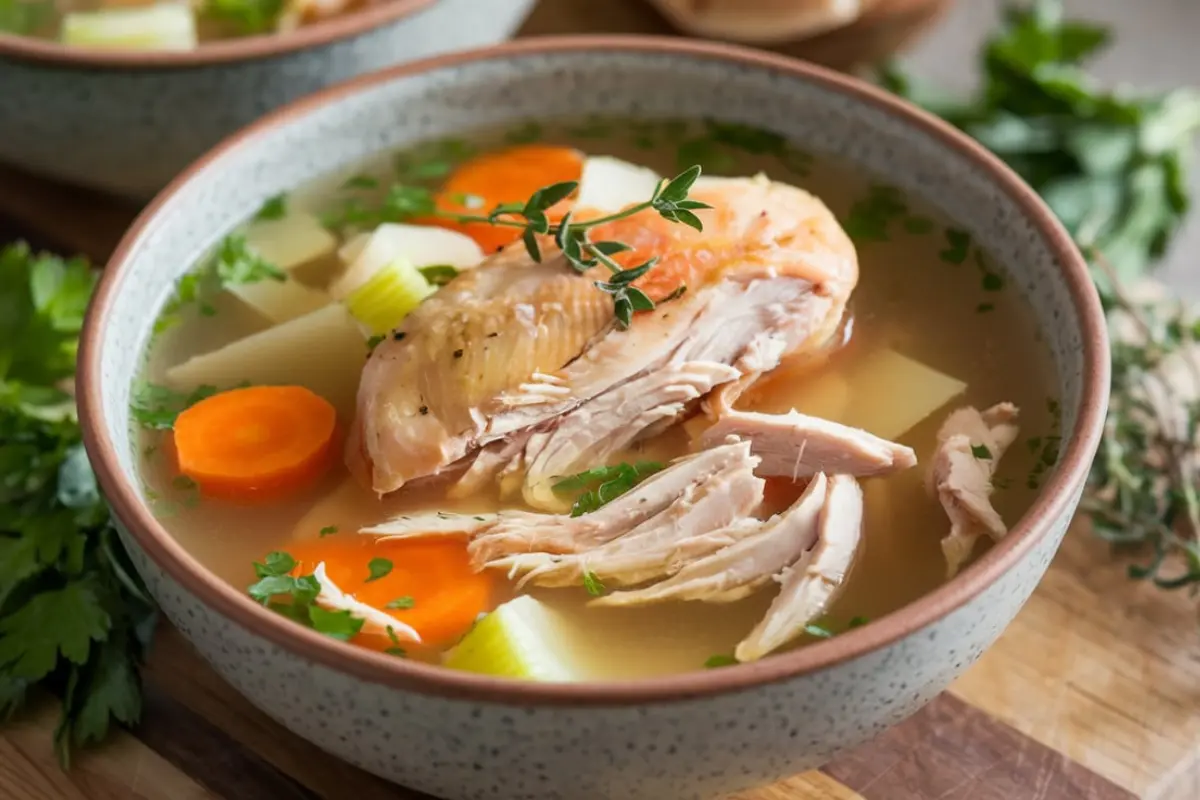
(86, 37, 1102, 691)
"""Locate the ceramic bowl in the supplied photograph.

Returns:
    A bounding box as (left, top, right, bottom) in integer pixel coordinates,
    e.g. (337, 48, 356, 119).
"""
(0, 0, 535, 199)
(79, 36, 1109, 800)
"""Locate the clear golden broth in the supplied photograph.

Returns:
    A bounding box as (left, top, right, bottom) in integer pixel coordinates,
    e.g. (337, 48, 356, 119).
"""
(135, 120, 1057, 678)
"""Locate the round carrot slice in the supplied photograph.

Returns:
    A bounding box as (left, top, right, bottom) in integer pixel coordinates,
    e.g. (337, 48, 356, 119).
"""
(173, 385, 338, 503)
(289, 536, 496, 648)
(431, 145, 584, 253)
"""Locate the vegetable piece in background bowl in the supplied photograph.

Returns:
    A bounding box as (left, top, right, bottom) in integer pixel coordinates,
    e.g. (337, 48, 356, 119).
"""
(78, 37, 1107, 800)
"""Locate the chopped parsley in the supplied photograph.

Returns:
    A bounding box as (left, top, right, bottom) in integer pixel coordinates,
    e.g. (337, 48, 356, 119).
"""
(254, 193, 288, 221)
(704, 654, 738, 669)
(318, 525, 339, 537)
(385, 596, 415, 610)
(365, 557, 393, 583)
(843, 185, 911, 243)
(247, 552, 367, 642)
(155, 234, 285, 333)
(803, 623, 835, 639)
(130, 382, 218, 430)
(582, 570, 606, 597)
(384, 626, 407, 657)
(307, 607, 363, 642)
(552, 461, 666, 517)
(419, 265, 460, 286)
(971, 444, 993, 459)
(938, 228, 971, 264)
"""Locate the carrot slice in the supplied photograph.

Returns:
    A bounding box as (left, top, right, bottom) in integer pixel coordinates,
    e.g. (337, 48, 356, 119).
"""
(289, 536, 495, 648)
(430, 145, 584, 253)
(174, 385, 337, 502)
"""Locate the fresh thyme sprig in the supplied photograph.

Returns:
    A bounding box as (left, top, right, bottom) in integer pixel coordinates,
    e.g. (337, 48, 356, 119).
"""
(1082, 253, 1200, 590)
(439, 165, 710, 328)
(325, 165, 711, 329)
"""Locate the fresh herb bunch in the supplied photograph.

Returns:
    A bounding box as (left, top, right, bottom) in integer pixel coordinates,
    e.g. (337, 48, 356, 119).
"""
(883, 0, 1200, 284)
(1083, 256, 1200, 589)
(886, 2, 1200, 591)
(0, 243, 157, 766)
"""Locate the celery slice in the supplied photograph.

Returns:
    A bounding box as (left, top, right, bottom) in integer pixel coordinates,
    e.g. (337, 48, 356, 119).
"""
(342, 258, 433, 335)
(443, 596, 583, 681)
(61, 4, 198, 51)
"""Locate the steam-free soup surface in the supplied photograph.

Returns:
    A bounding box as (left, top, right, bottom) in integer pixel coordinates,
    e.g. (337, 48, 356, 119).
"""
(133, 119, 1057, 679)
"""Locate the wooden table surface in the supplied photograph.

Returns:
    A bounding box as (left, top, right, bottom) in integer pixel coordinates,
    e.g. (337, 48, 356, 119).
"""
(2, 1, 1198, 798)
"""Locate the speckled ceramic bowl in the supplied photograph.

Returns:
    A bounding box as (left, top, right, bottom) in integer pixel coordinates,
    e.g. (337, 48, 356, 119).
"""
(78, 37, 1109, 800)
(0, 0, 535, 199)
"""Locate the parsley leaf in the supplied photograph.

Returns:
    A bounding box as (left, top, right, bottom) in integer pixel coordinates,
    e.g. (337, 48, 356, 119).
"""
(130, 382, 218, 430)
(308, 607, 363, 642)
(972, 443, 993, 459)
(255, 193, 288, 221)
(366, 557, 393, 583)
(704, 654, 738, 669)
(385, 596, 415, 609)
(0, 243, 156, 766)
(199, 0, 284, 35)
(552, 461, 665, 517)
(155, 234, 284, 333)
(582, 570, 606, 597)
(384, 625, 407, 657)
(419, 265, 460, 286)
(318, 525, 338, 537)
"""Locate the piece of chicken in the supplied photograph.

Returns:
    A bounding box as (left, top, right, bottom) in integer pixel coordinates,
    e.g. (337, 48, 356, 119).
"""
(735, 474, 863, 661)
(699, 409, 917, 479)
(593, 473, 829, 607)
(361, 440, 758, 568)
(350, 174, 857, 503)
(492, 457, 765, 589)
(926, 403, 1020, 577)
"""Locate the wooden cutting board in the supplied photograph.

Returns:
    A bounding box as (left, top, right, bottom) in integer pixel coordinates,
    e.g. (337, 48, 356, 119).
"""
(1, 2, 1198, 798)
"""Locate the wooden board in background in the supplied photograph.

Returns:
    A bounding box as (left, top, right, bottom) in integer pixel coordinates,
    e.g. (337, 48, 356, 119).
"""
(2, 0, 1199, 798)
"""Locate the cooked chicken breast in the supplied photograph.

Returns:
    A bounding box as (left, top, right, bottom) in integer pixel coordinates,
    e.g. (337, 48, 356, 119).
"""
(699, 408, 916, 478)
(361, 440, 758, 568)
(926, 403, 1020, 577)
(736, 473, 863, 661)
(494, 459, 764, 589)
(351, 175, 857, 499)
(593, 473, 829, 607)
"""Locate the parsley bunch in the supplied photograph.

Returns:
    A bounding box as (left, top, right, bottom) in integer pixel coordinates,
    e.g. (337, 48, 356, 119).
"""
(0, 243, 157, 766)
(883, 0, 1200, 284)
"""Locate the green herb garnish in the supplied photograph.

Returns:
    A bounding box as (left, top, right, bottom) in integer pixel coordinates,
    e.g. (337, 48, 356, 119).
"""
(308, 607, 364, 642)
(0, 243, 156, 767)
(883, 0, 1200, 285)
(156, 234, 285, 333)
(803, 623, 835, 639)
(384, 625, 407, 657)
(0, 0, 54, 34)
(844, 185, 910, 243)
(972, 444, 993, 460)
(365, 558, 393, 583)
(582, 570, 606, 597)
(319, 525, 339, 537)
(199, 0, 285, 35)
(704, 654, 738, 669)
(385, 596, 415, 610)
(130, 382, 218, 430)
(255, 193, 288, 221)
(419, 265, 460, 286)
(939, 228, 971, 264)
(247, 553, 368, 641)
(552, 461, 666, 517)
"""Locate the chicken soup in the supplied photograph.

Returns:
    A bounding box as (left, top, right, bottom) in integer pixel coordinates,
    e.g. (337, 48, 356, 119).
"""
(132, 119, 1058, 679)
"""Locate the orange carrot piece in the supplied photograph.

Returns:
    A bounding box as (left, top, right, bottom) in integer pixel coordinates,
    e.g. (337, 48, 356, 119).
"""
(430, 145, 584, 253)
(174, 385, 337, 503)
(288, 536, 495, 648)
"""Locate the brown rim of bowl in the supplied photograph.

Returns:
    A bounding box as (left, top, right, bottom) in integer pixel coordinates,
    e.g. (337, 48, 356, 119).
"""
(80, 34, 1110, 707)
(0, 0, 435, 69)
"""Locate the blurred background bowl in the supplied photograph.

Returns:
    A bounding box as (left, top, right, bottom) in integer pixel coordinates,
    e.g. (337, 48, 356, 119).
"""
(639, 0, 954, 70)
(0, 0, 536, 200)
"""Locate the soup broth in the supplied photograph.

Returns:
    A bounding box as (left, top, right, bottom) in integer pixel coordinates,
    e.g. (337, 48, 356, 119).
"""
(133, 118, 1057, 679)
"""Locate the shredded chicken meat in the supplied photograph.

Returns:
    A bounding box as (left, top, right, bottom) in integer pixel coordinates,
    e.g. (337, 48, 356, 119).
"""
(926, 403, 1021, 577)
